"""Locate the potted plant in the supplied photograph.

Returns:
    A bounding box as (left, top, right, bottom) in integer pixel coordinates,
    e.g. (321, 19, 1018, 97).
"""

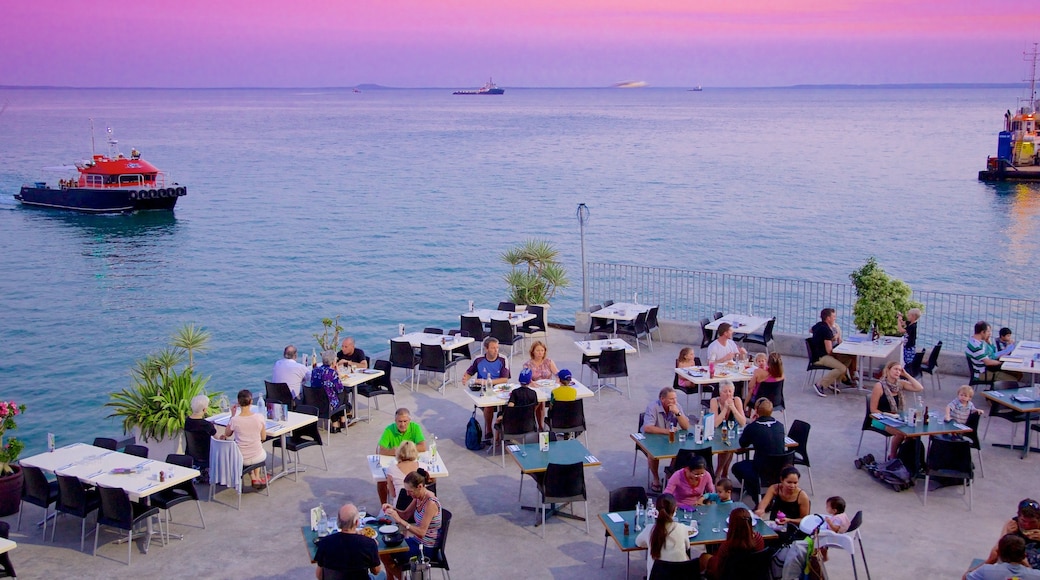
(501, 239, 569, 307)
(314, 315, 344, 353)
(0, 401, 27, 516)
(849, 257, 924, 335)
(106, 324, 215, 459)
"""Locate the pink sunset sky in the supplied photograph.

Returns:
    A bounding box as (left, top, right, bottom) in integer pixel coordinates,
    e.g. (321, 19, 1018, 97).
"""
(2, 0, 1039, 88)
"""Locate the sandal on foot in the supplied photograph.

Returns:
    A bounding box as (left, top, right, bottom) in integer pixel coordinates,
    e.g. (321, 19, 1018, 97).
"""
(650, 482, 663, 493)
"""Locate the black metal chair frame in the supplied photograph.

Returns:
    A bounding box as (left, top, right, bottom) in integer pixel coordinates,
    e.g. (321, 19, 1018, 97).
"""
(271, 404, 328, 480)
(17, 465, 58, 539)
(922, 437, 974, 510)
(920, 341, 943, 391)
(589, 347, 630, 399)
(857, 395, 891, 457)
(787, 419, 814, 494)
(615, 310, 652, 353)
(53, 473, 101, 552)
(742, 317, 776, 355)
(264, 380, 296, 410)
(419, 343, 459, 395)
(600, 486, 648, 573)
(92, 484, 162, 565)
(497, 403, 538, 468)
(151, 454, 206, 544)
(547, 399, 588, 447)
(490, 318, 524, 360)
(389, 339, 421, 391)
(536, 462, 589, 537)
(358, 360, 398, 422)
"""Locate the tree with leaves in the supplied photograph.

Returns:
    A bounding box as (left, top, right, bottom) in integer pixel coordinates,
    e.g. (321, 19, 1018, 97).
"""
(501, 239, 569, 305)
(849, 258, 923, 335)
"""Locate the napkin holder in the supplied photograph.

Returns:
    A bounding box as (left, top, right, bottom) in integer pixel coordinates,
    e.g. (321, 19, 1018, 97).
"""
(702, 413, 715, 440)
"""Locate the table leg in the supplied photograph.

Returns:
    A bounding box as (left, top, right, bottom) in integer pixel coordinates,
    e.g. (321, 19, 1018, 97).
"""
(268, 432, 308, 484)
(990, 411, 1040, 457)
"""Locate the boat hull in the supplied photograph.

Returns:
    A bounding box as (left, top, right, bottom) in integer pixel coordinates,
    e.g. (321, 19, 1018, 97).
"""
(15, 185, 185, 213)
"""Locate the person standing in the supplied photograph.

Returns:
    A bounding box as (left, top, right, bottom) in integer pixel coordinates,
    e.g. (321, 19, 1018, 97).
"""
(897, 308, 922, 366)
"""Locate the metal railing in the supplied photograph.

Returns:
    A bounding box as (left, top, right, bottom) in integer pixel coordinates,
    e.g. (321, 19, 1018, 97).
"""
(586, 262, 1040, 350)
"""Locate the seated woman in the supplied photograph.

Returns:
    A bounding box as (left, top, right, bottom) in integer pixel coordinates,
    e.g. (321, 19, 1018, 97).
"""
(664, 455, 715, 510)
(311, 350, 349, 433)
(755, 466, 811, 543)
(748, 352, 784, 406)
(221, 389, 268, 489)
(184, 394, 216, 482)
(522, 344, 556, 429)
(700, 507, 765, 579)
(869, 361, 924, 459)
(386, 441, 421, 510)
(380, 468, 442, 580)
(709, 381, 747, 477)
(635, 493, 691, 578)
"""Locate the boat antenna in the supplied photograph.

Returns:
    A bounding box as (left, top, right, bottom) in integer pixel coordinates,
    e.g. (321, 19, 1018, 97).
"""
(1031, 42, 1039, 113)
(89, 118, 96, 158)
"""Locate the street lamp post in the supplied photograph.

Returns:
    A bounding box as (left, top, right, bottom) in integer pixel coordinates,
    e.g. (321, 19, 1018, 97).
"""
(577, 203, 590, 311)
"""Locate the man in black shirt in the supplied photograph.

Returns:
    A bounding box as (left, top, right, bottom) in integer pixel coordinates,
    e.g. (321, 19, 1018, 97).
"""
(336, 337, 368, 370)
(314, 503, 381, 580)
(809, 308, 852, 397)
(732, 398, 786, 504)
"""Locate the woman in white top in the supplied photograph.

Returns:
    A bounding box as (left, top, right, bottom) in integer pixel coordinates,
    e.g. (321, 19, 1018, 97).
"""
(222, 389, 268, 488)
(709, 381, 747, 478)
(385, 440, 421, 507)
(635, 493, 691, 577)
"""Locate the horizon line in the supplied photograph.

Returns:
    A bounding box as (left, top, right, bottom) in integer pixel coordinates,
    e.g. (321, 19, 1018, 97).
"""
(0, 82, 1028, 91)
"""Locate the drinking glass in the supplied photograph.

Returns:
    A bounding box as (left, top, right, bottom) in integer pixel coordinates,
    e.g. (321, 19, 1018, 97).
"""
(678, 430, 687, 443)
(358, 506, 367, 520)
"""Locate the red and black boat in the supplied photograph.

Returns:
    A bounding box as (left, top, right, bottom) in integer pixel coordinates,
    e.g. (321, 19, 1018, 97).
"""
(16, 126, 186, 213)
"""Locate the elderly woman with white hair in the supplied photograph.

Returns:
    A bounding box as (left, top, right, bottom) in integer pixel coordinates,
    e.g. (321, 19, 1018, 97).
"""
(311, 349, 349, 433)
(183, 394, 215, 482)
(708, 380, 747, 478)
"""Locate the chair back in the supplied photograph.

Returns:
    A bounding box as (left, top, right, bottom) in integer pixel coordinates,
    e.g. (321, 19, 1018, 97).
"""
(922, 341, 943, 372)
(755, 380, 785, 410)
(965, 354, 988, 382)
(460, 315, 485, 342)
(92, 437, 118, 451)
(548, 399, 586, 431)
(164, 454, 201, 499)
(501, 403, 538, 438)
(22, 465, 54, 506)
(429, 508, 453, 569)
(805, 337, 826, 366)
(847, 510, 864, 533)
(758, 451, 796, 488)
(713, 312, 724, 320)
(208, 437, 244, 492)
(608, 486, 648, 512)
(905, 349, 925, 378)
(292, 404, 324, 445)
(490, 318, 519, 345)
(390, 340, 418, 369)
(423, 327, 444, 334)
(184, 429, 212, 467)
(97, 485, 134, 529)
(124, 444, 149, 459)
(497, 302, 516, 312)
(699, 318, 713, 348)
(264, 380, 294, 406)
(543, 462, 586, 502)
(597, 348, 628, 378)
(521, 305, 546, 334)
(419, 343, 449, 373)
(165, 453, 194, 469)
(674, 447, 715, 481)
(926, 437, 973, 476)
(720, 547, 772, 579)
(370, 360, 395, 393)
(622, 311, 649, 334)
(602, 300, 614, 307)
(319, 568, 349, 580)
(963, 411, 982, 450)
(646, 306, 660, 331)
(55, 474, 87, 512)
(301, 386, 333, 419)
(395, 488, 411, 511)
(788, 420, 811, 466)
(638, 412, 645, 433)
(649, 558, 701, 580)
(761, 317, 776, 342)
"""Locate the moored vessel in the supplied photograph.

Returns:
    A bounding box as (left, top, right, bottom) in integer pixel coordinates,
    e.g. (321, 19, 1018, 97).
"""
(979, 44, 1040, 182)
(15, 125, 186, 213)
(453, 78, 505, 95)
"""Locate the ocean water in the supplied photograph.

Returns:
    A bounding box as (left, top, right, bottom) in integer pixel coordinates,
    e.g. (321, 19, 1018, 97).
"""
(1, 86, 1038, 452)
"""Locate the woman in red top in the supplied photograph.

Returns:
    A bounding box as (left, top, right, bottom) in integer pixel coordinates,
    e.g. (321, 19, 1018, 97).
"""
(699, 507, 765, 579)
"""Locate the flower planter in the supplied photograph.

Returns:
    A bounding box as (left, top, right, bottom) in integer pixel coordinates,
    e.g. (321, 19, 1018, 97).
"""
(0, 466, 23, 517)
(131, 427, 183, 461)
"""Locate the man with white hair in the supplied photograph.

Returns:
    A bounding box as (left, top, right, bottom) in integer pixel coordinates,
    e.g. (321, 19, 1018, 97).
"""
(313, 503, 381, 579)
(272, 345, 311, 399)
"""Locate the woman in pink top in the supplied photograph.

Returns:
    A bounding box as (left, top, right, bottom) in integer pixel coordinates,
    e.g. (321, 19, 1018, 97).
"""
(222, 389, 268, 488)
(663, 455, 715, 510)
(523, 340, 559, 381)
(676, 347, 697, 389)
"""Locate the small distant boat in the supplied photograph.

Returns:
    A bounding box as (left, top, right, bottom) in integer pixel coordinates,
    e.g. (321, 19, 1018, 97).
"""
(15, 123, 186, 213)
(980, 44, 1040, 182)
(688, 86, 703, 92)
(453, 78, 504, 95)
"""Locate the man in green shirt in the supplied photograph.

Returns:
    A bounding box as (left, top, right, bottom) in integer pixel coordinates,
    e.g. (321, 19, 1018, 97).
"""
(377, 408, 427, 456)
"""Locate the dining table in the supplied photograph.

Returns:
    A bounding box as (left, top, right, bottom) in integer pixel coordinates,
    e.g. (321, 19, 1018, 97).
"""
(590, 303, 651, 336)
(365, 451, 449, 482)
(997, 340, 1040, 387)
(337, 367, 387, 425)
(981, 386, 1040, 458)
(464, 378, 595, 409)
(20, 442, 200, 552)
(600, 503, 779, 577)
(0, 538, 14, 556)
(574, 338, 637, 356)
(631, 431, 798, 463)
(466, 308, 535, 326)
(302, 519, 409, 563)
(833, 334, 902, 392)
(210, 409, 318, 484)
(705, 314, 771, 336)
(508, 439, 601, 524)
(674, 361, 756, 403)
(870, 412, 973, 440)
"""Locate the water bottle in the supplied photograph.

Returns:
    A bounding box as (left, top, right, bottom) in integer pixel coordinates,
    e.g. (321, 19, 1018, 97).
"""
(634, 502, 644, 531)
(312, 348, 318, 367)
(633, 291, 639, 305)
(256, 392, 265, 417)
(430, 435, 438, 458)
(317, 502, 328, 536)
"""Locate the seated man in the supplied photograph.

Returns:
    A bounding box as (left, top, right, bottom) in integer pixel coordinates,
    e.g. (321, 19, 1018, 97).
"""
(336, 337, 368, 370)
(314, 503, 382, 580)
(967, 321, 1023, 383)
(706, 322, 747, 363)
(271, 345, 311, 400)
(984, 498, 1040, 571)
(809, 308, 854, 397)
(641, 386, 691, 492)
(462, 337, 511, 438)
(731, 398, 786, 505)
(967, 534, 1040, 580)
(378, 408, 427, 456)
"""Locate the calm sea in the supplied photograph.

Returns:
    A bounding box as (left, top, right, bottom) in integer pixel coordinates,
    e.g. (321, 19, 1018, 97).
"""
(1, 86, 1037, 452)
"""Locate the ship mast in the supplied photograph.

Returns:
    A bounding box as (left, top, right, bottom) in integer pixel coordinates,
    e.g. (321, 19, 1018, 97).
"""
(1024, 43, 1039, 114)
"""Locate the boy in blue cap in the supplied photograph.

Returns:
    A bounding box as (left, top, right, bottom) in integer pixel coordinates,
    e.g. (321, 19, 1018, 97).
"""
(494, 368, 541, 435)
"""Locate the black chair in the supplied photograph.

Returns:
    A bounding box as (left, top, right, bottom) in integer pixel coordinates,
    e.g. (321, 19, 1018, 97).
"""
(301, 386, 348, 438)
(423, 327, 444, 334)
(922, 437, 974, 510)
(673, 357, 704, 409)
(601, 486, 649, 572)
(965, 354, 996, 390)
(788, 420, 814, 494)
(587, 304, 614, 338)
(804, 338, 833, 391)
(857, 395, 891, 456)
(490, 318, 524, 360)
(742, 317, 776, 355)
(519, 304, 547, 340)
(497, 301, 516, 312)
(754, 380, 786, 425)
(580, 332, 609, 383)
(713, 311, 724, 321)
(124, 444, 149, 459)
(633, 413, 649, 484)
(447, 330, 473, 363)
(93, 485, 162, 565)
(905, 349, 925, 379)
(720, 547, 772, 579)
(264, 380, 295, 410)
(357, 360, 397, 422)
(459, 315, 486, 348)
(17, 465, 58, 539)
(602, 299, 615, 307)
(646, 306, 662, 344)
(0, 520, 14, 578)
(419, 343, 458, 394)
(389, 339, 421, 391)
(665, 447, 715, 482)
(757, 451, 796, 491)
(53, 473, 101, 552)
(589, 347, 630, 398)
(183, 429, 212, 474)
(616, 311, 652, 353)
(547, 399, 587, 446)
(536, 462, 588, 537)
(650, 559, 702, 580)
(427, 508, 453, 579)
(920, 341, 943, 391)
(699, 318, 714, 350)
(497, 403, 538, 468)
(151, 454, 206, 544)
(983, 380, 1028, 443)
(92, 437, 118, 451)
(963, 411, 984, 478)
(271, 404, 327, 480)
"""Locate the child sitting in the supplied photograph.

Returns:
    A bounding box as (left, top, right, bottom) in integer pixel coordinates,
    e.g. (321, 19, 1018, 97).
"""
(702, 478, 734, 505)
(820, 496, 851, 561)
(945, 385, 984, 424)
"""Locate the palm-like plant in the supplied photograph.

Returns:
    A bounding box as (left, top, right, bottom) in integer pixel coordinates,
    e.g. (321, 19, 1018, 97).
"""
(314, 315, 343, 352)
(501, 239, 569, 305)
(172, 323, 211, 368)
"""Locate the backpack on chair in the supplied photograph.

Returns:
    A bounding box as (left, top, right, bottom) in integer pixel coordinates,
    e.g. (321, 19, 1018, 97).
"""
(465, 409, 484, 450)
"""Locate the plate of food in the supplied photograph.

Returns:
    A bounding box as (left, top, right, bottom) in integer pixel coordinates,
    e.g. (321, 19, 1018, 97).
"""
(716, 371, 730, 377)
(536, 379, 554, 387)
(378, 524, 399, 534)
(360, 527, 378, 539)
(497, 393, 510, 400)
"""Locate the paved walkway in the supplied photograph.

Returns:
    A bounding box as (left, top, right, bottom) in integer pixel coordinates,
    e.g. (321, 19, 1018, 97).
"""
(4, 328, 1033, 579)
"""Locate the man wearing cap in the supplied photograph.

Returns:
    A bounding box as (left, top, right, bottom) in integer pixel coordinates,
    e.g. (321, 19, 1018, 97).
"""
(495, 368, 540, 436)
(984, 498, 1040, 570)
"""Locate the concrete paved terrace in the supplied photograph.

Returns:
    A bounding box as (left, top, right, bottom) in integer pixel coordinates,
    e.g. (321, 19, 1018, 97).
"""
(4, 326, 1034, 579)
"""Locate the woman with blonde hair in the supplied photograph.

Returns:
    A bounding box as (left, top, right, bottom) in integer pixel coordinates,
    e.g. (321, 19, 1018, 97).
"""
(385, 440, 421, 508)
